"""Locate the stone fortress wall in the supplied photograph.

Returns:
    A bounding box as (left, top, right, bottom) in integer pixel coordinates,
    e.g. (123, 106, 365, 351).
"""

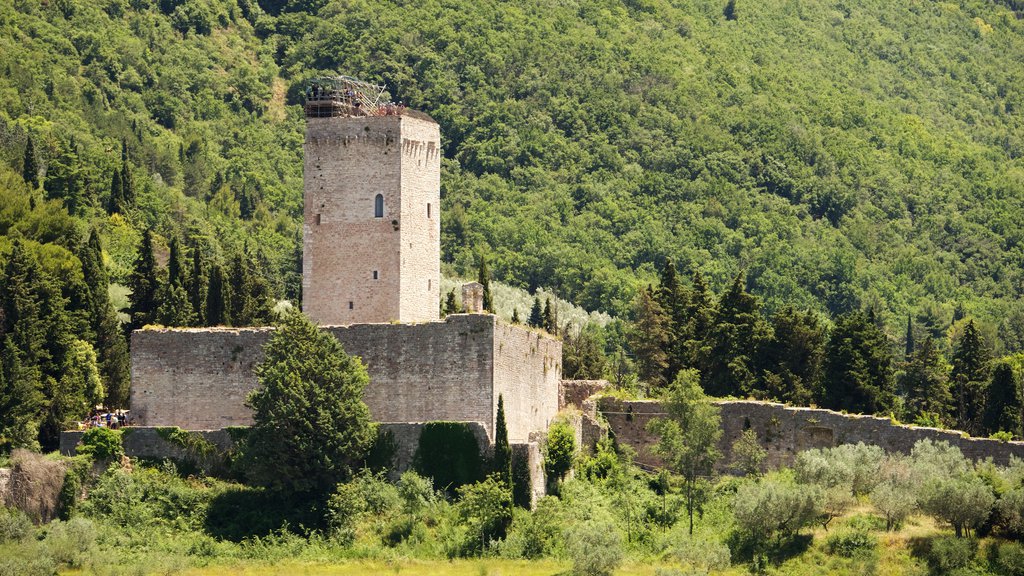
(596, 397, 1024, 472)
(130, 314, 561, 444)
(302, 114, 440, 325)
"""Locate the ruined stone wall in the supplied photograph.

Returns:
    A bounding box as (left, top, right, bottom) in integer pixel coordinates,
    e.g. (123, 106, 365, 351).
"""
(304, 114, 442, 325)
(130, 315, 560, 443)
(599, 398, 1024, 472)
(559, 379, 608, 410)
(492, 323, 561, 443)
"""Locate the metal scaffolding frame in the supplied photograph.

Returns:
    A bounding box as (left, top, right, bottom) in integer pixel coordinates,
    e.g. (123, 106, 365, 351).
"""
(304, 75, 402, 118)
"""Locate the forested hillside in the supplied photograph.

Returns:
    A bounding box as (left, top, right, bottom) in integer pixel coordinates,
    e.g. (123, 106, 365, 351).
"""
(2, 0, 1024, 445)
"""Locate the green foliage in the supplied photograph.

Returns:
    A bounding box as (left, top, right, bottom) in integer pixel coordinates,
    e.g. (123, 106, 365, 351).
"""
(566, 520, 623, 576)
(0, 507, 33, 543)
(42, 517, 96, 569)
(915, 535, 979, 575)
(477, 253, 493, 313)
(732, 474, 822, 546)
(492, 394, 511, 485)
(454, 475, 513, 556)
(985, 363, 1023, 439)
(78, 427, 123, 461)
(543, 420, 575, 485)
(819, 311, 894, 414)
(127, 229, 159, 330)
(414, 422, 484, 495)
(989, 541, 1024, 576)
(901, 337, 953, 427)
(730, 428, 766, 477)
(648, 368, 721, 535)
(243, 310, 376, 494)
(824, 527, 876, 558)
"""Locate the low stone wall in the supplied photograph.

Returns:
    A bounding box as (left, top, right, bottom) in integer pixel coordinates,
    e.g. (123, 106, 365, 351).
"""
(60, 428, 236, 474)
(598, 398, 1024, 472)
(559, 380, 609, 410)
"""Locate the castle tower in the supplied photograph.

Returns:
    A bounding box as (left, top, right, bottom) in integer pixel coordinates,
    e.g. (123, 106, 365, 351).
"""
(302, 78, 440, 325)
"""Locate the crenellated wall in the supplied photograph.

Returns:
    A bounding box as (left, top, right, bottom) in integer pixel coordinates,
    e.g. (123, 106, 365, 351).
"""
(130, 314, 560, 443)
(598, 398, 1024, 471)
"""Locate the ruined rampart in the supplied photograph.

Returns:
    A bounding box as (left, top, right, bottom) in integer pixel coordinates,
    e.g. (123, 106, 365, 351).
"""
(598, 398, 1024, 471)
(130, 314, 560, 443)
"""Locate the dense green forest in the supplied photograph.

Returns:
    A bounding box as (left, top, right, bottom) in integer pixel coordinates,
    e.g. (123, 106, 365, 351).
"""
(3, 0, 1024, 447)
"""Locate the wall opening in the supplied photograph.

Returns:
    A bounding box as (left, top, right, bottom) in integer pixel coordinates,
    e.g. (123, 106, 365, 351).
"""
(373, 270, 378, 280)
(427, 203, 431, 218)
(315, 213, 321, 225)
(348, 301, 354, 310)
(374, 194, 384, 218)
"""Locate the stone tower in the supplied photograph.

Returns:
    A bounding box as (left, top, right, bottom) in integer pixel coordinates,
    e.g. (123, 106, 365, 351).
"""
(302, 83, 440, 325)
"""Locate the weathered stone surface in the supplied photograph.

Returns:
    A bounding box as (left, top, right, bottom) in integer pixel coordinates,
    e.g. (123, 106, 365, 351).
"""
(559, 379, 609, 410)
(130, 314, 560, 443)
(303, 114, 440, 325)
(599, 398, 1024, 472)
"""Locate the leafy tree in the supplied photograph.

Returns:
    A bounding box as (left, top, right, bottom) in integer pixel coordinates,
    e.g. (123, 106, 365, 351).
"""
(562, 322, 607, 380)
(566, 520, 623, 576)
(128, 229, 160, 329)
(44, 142, 86, 216)
(819, 311, 894, 414)
(455, 475, 513, 555)
(733, 477, 822, 546)
(983, 363, 1022, 438)
(730, 429, 766, 477)
(543, 420, 575, 486)
(917, 473, 995, 538)
(0, 336, 43, 451)
(493, 394, 511, 485)
(900, 337, 953, 426)
(21, 134, 39, 189)
(155, 280, 195, 326)
(648, 368, 721, 535)
(950, 320, 991, 434)
(477, 253, 493, 313)
(656, 258, 687, 382)
(699, 272, 770, 397)
(629, 286, 670, 390)
(682, 271, 713, 368)
(242, 310, 376, 494)
(42, 339, 102, 444)
(229, 251, 272, 326)
(78, 229, 129, 407)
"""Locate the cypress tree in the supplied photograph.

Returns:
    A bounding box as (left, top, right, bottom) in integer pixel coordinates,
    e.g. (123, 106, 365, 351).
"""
(760, 306, 824, 405)
(167, 236, 186, 289)
(819, 310, 895, 414)
(683, 271, 713, 367)
(108, 169, 124, 214)
(905, 315, 915, 360)
(187, 245, 207, 326)
(983, 363, 1022, 438)
(44, 142, 85, 215)
(528, 296, 543, 328)
(156, 281, 195, 327)
(657, 258, 687, 383)
(120, 145, 135, 209)
(630, 286, 671, 391)
(229, 251, 272, 327)
(0, 336, 44, 451)
(477, 254, 493, 313)
(951, 320, 991, 434)
(511, 308, 520, 324)
(723, 0, 737, 20)
(79, 229, 130, 407)
(543, 297, 556, 334)
(493, 394, 512, 485)
(900, 337, 953, 425)
(442, 289, 458, 317)
(128, 229, 160, 329)
(699, 272, 770, 397)
(22, 134, 39, 189)
(206, 263, 230, 326)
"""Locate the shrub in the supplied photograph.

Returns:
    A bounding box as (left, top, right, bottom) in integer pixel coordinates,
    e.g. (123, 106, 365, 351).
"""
(733, 476, 822, 546)
(825, 527, 876, 558)
(921, 536, 978, 574)
(989, 541, 1024, 576)
(499, 497, 565, 559)
(44, 517, 97, 568)
(397, 470, 435, 517)
(566, 521, 623, 576)
(670, 537, 732, 572)
(0, 507, 33, 542)
(455, 475, 514, 556)
(544, 420, 576, 483)
(78, 427, 124, 460)
(351, 470, 400, 516)
(0, 542, 57, 576)
(325, 482, 363, 545)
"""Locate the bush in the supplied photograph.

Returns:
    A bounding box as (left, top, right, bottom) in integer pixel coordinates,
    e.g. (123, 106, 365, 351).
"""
(0, 507, 33, 542)
(78, 427, 123, 460)
(670, 537, 732, 572)
(44, 517, 97, 568)
(733, 476, 822, 546)
(989, 541, 1024, 576)
(325, 482, 363, 545)
(544, 420, 576, 483)
(397, 470, 435, 516)
(920, 536, 979, 574)
(566, 520, 623, 576)
(825, 527, 876, 558)
(455, 475, 513, 556)
(499, 497, 565, 559)
(0, 542, 57, 576)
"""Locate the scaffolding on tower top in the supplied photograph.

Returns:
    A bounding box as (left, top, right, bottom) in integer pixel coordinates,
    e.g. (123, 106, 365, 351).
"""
(304, 75, 406, 118)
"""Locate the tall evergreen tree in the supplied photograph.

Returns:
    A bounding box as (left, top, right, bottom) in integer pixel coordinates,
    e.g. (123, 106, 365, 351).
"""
(442, 289, 458, 316)
(107, 169, 124, 214)
(477, 254, 493, 313)
(167, 236, 187, 289)
(699, 272, 770, 397)
(493, 394, 512, 485)
(44, 142, 85, 215)
(528, 297, 543, 328)
(511, 308, 520, 324)
(543, 297, 557, 334)
(656, 258, 688, 384)
(228, 251, 273, 326)
(819, 310, 895, 414)
(205, 262, 230, 326)
(900, 337, 953, 425)
(760, 307, 825, 405)
(0, 336, 43, 451)
(78, 229, 130, 407)
(683, 270, 713, 368)
(983, 363, 1022, 438)
(187, 245, 207, 326)
(22, 134, 39, 189)
(905, 315, 915, 360)
(563, 323, 608, 380)
(630, 286, 670, 390)
(128, 229, 160, 329)
(950, 320, 991, 435)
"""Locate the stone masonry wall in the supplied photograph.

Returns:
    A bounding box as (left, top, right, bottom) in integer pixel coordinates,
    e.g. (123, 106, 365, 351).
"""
(599, 398, 1024, 472)
(130, 314, 560, 443)
(303, 114, 439, 325)
(493, 323, 561, 443)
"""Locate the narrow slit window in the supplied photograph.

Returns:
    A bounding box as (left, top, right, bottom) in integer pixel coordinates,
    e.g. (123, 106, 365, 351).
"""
(428, 279, 431, 290)
(427, 203, 431, 218)
(348, 301, 354, 310)
(374, 194, 384, 218)
(315, 213, 321, 225)
(372, 270, 378, 280)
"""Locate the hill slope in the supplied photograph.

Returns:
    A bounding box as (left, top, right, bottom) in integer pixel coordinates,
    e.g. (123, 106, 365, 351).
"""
(2, 0, 1024, 341)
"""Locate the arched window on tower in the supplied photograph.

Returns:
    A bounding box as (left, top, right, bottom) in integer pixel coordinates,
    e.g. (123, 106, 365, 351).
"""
(374, 194, 384, 218)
